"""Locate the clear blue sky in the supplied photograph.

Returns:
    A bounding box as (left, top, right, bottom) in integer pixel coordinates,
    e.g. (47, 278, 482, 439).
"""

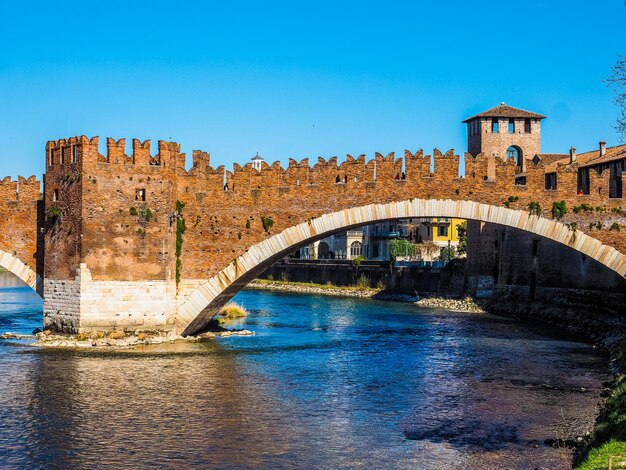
(1, 0, 624, 179)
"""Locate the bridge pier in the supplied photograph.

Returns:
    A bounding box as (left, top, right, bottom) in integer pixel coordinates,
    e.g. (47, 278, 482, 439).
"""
(43, 264, 178, 334)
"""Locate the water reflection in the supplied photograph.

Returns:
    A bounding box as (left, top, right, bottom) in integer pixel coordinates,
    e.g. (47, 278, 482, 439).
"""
(0, 274, 610, 469)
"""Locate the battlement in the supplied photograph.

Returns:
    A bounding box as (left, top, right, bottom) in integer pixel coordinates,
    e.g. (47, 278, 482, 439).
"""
(46, 136, 186, 169)
(0, 176, 41, 202)
(44, 136, 626, 207)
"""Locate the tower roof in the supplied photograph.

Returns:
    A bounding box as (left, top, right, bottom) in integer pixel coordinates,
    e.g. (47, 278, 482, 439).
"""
(462, 103, 546, 123)
(251, 152, 264, 161)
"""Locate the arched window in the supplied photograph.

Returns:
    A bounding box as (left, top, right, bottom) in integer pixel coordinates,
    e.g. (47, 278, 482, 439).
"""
(350, 241, 362, 258)
(506, 146, 523, 167)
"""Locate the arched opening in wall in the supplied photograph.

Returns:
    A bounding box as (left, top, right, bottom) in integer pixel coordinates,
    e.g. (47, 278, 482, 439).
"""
(179, 200, 626, 337)
(506, 146, 523, 168)
(350, 241, 362, 258)
(0, 267, 43, 334)
(318, 242, 330, 259)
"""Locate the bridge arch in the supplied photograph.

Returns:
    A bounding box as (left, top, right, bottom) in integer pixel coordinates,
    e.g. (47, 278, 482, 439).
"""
(0, 249, 42, 297)
(178, 199, 626, 336)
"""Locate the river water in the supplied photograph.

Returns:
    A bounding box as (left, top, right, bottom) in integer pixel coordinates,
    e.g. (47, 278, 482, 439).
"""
(0, 273, 609, 469)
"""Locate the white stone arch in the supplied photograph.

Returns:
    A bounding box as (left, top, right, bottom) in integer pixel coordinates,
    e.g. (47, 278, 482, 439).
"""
(178, 199, 626, 336)
(0, 249, 42, 297)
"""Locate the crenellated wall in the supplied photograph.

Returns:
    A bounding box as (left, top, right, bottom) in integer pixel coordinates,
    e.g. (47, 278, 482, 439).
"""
(3, 135, 625, 333)
(0, 175, 42, 291)
(40, 136, 626, 287)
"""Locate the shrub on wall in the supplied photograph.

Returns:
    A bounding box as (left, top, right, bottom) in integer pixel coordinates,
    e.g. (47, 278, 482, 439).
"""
(551, 201, 567, 220)
(528, 201, 541, 216)
(175, 200, 187, 284)
(261, 216, 274, 233)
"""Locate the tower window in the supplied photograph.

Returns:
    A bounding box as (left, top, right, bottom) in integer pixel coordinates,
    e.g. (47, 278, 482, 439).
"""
(506, 146, 522, 166)
(508, 119, 514, 134)
(491, 118, 499, 133)
(135, 189, 146, 201)
(53, 189, 59, 202)
(72, 146, 77, 163)
(524, 118, 531, 133)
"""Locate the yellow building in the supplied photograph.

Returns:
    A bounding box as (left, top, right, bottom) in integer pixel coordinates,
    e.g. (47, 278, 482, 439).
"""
(410, 217, 466, 261)
(417, 217, 464, 245)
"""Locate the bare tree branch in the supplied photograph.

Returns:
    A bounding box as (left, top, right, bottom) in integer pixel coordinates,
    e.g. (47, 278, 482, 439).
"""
(607, 55, 626, 140)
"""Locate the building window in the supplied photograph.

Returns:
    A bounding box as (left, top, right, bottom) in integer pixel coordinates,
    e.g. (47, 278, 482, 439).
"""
(577, 168, 590, 195)
(545, 173, 557, 190)
(524, 118, 531, 133)
(372, 243, 379, 258)
(135, 189, 146, 201)
(491, 118, 499, 133)
(350, 241, 362, 257)
(427, 225, 431, 237)
(53, 189, 59, 202)
(72, 146, 77, 163)
(508, 119, 514, 134)
(61, 147, 67, 165)
(438, 225, 448, 237)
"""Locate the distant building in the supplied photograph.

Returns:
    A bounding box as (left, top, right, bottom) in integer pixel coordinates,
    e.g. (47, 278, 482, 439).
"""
(362, 218, 464, 261)
(544, 142, 626, 198)
(251, 152, 264, 172)
(298, 218, 464, 262)
(298, 231, 363, 260)
(463, 102, 545, 172)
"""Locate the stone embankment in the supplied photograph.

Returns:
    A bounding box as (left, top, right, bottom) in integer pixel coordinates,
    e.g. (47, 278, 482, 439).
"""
(415, 296, 484, 313)
(1, 328, 254, 349)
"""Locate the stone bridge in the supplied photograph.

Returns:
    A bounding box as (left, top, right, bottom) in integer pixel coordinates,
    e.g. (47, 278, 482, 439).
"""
(0, 136, 625, 335)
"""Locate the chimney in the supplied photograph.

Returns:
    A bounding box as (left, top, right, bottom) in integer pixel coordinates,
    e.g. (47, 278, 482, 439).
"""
(570, 147, 577, 163)
(600, 141, 606, 157)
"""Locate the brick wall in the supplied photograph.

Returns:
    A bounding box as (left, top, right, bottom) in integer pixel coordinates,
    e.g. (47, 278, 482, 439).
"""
(40, 136, 626, 294)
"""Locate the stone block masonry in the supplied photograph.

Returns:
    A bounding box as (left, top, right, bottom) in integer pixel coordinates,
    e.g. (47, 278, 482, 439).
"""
(44, 264, 177, 333)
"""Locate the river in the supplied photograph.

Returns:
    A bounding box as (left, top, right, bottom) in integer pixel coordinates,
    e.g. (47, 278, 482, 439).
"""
(0, 272, 609, 469)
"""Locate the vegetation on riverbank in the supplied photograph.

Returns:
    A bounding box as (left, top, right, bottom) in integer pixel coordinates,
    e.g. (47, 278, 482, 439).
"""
(576, 375, 626, 469)
(218, 302, 248, 319)
(251, 278, 381, 292)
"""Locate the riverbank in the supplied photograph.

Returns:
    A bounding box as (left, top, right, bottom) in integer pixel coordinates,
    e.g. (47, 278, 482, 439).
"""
(246, 279, 379, 298)
(246, 279, 485, 313)
(485, 299, 626, 468)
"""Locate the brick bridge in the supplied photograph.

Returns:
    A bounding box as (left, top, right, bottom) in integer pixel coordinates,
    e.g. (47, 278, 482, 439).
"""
(0, 134, 624, 336)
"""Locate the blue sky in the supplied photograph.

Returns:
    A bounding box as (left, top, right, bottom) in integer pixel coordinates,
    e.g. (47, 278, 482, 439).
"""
(0, 0, 624, 178)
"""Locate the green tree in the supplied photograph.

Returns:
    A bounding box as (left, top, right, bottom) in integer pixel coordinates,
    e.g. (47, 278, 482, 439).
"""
(439, 246, 456, 262)
(388, 239, 417, 259)
(456, 221, 467, 255)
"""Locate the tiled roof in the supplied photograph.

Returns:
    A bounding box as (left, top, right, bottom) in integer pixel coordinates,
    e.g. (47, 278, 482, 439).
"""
(536, 154, 569, 166)
(543, 144, 626, 173)
(463, 104, 546, 123)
